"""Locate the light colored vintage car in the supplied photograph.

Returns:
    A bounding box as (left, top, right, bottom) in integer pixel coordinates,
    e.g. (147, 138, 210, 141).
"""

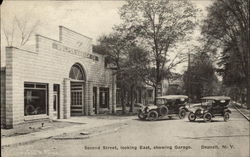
(138, 95, 189, 121)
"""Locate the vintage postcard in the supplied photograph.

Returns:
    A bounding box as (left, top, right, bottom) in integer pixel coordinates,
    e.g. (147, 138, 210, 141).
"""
(1, 0, 249, 157)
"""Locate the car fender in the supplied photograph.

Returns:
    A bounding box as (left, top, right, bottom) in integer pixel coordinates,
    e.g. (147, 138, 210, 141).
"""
(224, 109, 231, 114)
(179, 106, 188, 112)
(147, 105, 158, 110)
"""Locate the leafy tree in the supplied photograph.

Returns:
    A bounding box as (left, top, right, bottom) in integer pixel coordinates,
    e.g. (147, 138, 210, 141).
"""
(201, 0, 249, 109)
(94, 32, 148, 114)
(183, 50, 219, 102)
(94, 31, 132, 114)
(118, 0, 198, 104)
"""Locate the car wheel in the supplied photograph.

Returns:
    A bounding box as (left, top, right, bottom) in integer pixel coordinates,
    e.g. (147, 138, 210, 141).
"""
(178, 109, 186, 119)
(147, 110, 158, 121)
(223, 112, 230, 122)
(159, 105, 168, 116)
(138, 110, 147, 120)
(203, 112, 212, 122)
(188, 112, 196, 122)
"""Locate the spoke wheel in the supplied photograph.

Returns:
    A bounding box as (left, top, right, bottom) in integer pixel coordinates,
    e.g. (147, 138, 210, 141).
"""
(178, 109, 186, 119)
(159, 105, 168, 116)
(223, 112, 230, 122)
(203, 112, 212, 122)
(188, 112, 196, 122)
(138, 110, 147, 120)
(147, 110, 158, 121)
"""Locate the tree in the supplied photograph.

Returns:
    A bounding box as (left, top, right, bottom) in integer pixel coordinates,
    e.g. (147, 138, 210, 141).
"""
(201, 0, 249, 109)
(2, 15, 40, 47)
(94, 32, 131, 114)
(118, 0, 198, 104)
(183, 49, 219, 102)
(94, 32, 151, 113)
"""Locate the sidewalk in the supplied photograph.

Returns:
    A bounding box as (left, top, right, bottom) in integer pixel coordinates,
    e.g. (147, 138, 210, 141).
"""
(1, 115, 134, 147)
(232, 102, 250, 121)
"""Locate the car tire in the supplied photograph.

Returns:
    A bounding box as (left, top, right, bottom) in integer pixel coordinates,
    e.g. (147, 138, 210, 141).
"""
(223, 112, 230, 122)
(178, 109, 186, 119)
(188, 112, 196, 122)
(147, 110, 158, 121)
(203, 112, 212, 122)
(138, 110, 147, 120)
(159, 105, 168, 116)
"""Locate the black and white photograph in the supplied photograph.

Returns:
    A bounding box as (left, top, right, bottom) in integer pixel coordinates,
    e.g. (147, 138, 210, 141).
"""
(0, 0, 249, 157)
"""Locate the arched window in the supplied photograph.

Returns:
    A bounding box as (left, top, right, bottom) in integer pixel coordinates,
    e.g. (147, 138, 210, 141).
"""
(69, 64, 86, 81)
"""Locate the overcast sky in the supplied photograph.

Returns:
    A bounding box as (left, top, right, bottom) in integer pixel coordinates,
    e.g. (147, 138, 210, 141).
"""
(1, 0, 214, 70)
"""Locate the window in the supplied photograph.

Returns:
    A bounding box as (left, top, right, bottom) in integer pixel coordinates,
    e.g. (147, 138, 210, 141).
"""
(69, 64, 86, 80)
(148, 90, 153, 98)
(24, 82, 48, 116)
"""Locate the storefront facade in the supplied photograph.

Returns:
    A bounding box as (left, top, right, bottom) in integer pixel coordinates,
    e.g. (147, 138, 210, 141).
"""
(1, 26, 116, 128)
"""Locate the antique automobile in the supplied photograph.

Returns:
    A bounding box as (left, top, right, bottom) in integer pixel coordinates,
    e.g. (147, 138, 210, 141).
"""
(188, 96, 231, 122)
(138, 95, 189, 121)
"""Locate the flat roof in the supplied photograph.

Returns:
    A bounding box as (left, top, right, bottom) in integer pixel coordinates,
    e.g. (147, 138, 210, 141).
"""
(157, 95, 188, 99)
(201, 96, 231, 100)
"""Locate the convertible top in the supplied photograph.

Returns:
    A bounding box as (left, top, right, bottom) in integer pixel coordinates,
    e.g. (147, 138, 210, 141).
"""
(201, 96, 231, 101)
(157, 95, 188, 99)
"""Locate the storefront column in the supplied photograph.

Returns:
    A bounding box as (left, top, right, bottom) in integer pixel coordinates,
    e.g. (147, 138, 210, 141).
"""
(48, 83, 54, 120)
(109, 86, 112, 114)
(112, 73, 117, 114)
(5, 48, 14, 128)
(63, 78, 71, 119)
(96, 86, 100, 114)
(85, 81, 93, 115)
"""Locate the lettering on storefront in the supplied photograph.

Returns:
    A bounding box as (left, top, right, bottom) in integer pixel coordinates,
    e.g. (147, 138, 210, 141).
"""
(52, 42, 99, 61)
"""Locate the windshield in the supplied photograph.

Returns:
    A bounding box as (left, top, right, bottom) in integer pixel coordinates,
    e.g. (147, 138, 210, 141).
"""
(156, 98, 187, 106)
(156, 99, 165, 105)
(201, 99, 214, 107)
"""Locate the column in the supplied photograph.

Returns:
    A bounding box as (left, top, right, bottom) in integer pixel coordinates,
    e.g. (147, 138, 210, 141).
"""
(63, 78, 71, 119)
(96, 86, 100, 114)
(86, 81, 93, 115)
(112, 74, 117, 113)
(48, 83, 54, 120)
(5, 47, 14, 128)
(109, 86, 112, 114)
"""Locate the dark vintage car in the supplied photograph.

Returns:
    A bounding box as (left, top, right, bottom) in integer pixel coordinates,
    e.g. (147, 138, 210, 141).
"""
(188, 96, 231, 122)
(138, 95, 189, 121)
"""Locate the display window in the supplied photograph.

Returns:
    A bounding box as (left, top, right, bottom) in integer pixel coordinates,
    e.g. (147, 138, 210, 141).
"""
(24, 83, 48, 116)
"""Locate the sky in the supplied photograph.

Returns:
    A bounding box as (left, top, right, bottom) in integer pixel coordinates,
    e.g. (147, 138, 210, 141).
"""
(1, 0, 214, 71)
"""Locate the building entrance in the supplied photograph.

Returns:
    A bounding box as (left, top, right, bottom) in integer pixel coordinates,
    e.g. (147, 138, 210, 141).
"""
(71, 82, 84, 116)
(69, 63, 86, 116)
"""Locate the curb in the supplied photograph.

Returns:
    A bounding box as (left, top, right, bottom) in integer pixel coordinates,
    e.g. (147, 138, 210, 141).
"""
(1, 120, 130, 147)
(52, 124, 128, 140)
(233, 104, 250, 122)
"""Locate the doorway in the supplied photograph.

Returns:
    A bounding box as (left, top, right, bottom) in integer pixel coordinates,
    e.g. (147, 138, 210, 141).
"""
(93, 87, 97, 114)
(53, 84, 60, 119)
(99, 87, 109, 109)
(70, 82, 84, 116)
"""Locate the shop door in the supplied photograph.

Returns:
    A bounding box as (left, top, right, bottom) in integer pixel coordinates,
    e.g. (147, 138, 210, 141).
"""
(53, 92, 58, 119)
(71, 82, 84, 116)
(99, 88, 109, 109)
(53, 84, 60, 119)
(93, 87, 97, 114)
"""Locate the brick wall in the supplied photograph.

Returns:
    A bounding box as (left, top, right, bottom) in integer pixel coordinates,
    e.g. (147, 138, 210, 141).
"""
(1, 68, 6, 127)
(4, 26, 115, 127)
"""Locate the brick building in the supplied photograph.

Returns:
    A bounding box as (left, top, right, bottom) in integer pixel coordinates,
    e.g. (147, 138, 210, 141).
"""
(0, 26, 116, 128)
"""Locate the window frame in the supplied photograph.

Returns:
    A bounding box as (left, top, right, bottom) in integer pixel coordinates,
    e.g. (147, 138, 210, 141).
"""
(24, 82, 49, 117)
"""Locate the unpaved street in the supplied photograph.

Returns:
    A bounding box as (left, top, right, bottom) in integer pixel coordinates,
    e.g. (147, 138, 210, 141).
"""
(2, 108, 249, 157)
